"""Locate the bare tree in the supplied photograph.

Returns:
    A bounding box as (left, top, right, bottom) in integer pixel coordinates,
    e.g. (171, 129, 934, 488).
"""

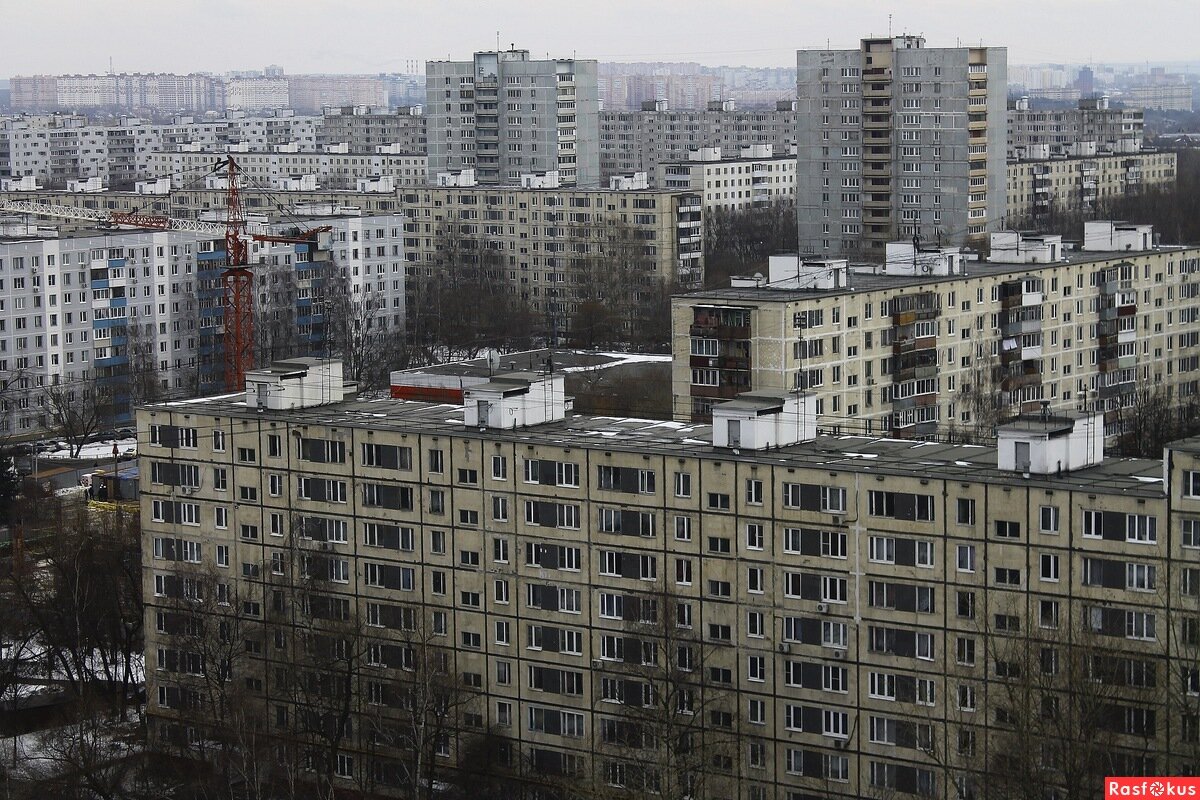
(703, 199, 797, 289)
(929, 600, 1158, 800)
(44, 381, 112, 459)
(952, 330, 1007, 443)
(10, 505, 142, 707)
(584, 587, 738, 800)
(121, 319, 162, 408)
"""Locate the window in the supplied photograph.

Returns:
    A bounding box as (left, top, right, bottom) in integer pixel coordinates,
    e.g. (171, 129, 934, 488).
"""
(1183, 519, 1200, 549)
(870, 536, 895, 563)
(745, 479, 763, 505)
(491, 455, 507, 480)
(870, 672, 897, 700)
(995, 567, 1021, 586)
(1040, 600, 1060, 629)
(428, 449, 444, 473)
(674, 516, 692, 541)
(747, 567, 764, 594)
(957, 498, 976, 525)
(1127, 563, 1157, 592)
(822, 576, 847, 603)
(1040, 505, 1060, 533)
(1040, 553, 1060, 582)
(1127, 514, 1157, 543)
(707, 492, 730, 511)
(822, 486, 847, 513)
(956, 637, 977, 666)
(1126, 611, 1156, 640)
(674, 472, 691, 498)
(957, 591, 976, 619)
(995, 520, 1020, 539)
(1184, 470, 1200, 497)
(823, 531, 847, 558)
(237, 447, 256, 463)
(745, 524, 764, 550)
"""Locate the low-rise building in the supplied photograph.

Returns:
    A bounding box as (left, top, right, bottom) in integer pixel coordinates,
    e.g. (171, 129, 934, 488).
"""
(1006, 151, 1176, 222)
(654, 145, 796, 211)
(672, 224, 1200, 437)
(146, 148, 427, 191)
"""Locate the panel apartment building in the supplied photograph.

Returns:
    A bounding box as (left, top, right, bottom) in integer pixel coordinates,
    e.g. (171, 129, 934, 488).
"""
(599, 100, 798, 183)
(1006, 96, 1144, 159)
(426, 50, 599, 187)
(1006, 151, 1176, 223)
(397, 182, 704, 331)
(0, 213, 406, 429)
(139, 363, 1200, 800)
(654, 145, 797, 213)
(796, 37, 1007, 257)
(672, 223, 1200, 435)
(145, 147, 427, 192)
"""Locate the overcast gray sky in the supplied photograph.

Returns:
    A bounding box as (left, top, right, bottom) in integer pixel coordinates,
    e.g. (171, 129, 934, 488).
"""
(2, 0, 1196, 76)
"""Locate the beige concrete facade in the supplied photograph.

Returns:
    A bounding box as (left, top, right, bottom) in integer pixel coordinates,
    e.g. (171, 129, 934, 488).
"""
(672, 244, 1200, 437)
(397, 185, 705, 328)
(1006, 152, 1176, 222)
(139, 390, 1200, 799)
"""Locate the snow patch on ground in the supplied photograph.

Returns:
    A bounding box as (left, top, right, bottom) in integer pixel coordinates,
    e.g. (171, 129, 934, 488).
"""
(39, 438, 137, 461)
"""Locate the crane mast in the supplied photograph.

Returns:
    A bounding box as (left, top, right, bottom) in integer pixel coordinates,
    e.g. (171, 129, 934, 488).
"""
(221, 157, 254, 393)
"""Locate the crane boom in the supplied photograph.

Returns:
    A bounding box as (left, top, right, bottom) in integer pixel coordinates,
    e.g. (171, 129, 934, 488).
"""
(0, 198, 271, 236)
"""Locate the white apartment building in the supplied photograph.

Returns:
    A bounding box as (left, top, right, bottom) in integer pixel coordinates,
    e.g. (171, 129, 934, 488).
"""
(0, 112, 324, 189)
(145, 148, 427, 192)
(224, 78, 290, 111)
(0, 212, 408, 429)
(655, 145, 796, 211)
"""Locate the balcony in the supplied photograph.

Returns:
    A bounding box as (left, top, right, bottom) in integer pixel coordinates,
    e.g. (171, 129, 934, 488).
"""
(1001, 371, 1041, 392)
(691, 384, 744, 400)
(1000, 317, 1042, 337)
(690, 323, 751, 339)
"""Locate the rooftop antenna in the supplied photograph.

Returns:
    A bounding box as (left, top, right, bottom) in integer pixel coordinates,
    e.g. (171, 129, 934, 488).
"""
(888, 14, 892, 37)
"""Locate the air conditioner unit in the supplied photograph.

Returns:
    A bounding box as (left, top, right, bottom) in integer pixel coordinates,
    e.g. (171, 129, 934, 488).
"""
(318, 542, 333, 551)
(591, 659, 603, 669)
(833, 739, 847, 749)
(816, 603, 830, 614)
(832, 650, 846, 660)
(777, 643, 791, 654)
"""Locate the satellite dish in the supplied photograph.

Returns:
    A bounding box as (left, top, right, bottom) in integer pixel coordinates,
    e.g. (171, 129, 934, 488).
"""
(486, 349, 501, 373)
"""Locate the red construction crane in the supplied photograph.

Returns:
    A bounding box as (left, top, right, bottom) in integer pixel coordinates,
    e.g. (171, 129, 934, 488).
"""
(1, 157, 331, 392)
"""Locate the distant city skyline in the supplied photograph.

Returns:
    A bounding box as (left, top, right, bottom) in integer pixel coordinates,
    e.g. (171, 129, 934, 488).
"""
(2, 0, 1198, 76)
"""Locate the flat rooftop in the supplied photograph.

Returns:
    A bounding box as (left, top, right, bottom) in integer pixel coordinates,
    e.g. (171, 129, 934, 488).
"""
(148, 393, 1166, 497)
(391, 349, 669, 381)
(678, 247, 1197, 303)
